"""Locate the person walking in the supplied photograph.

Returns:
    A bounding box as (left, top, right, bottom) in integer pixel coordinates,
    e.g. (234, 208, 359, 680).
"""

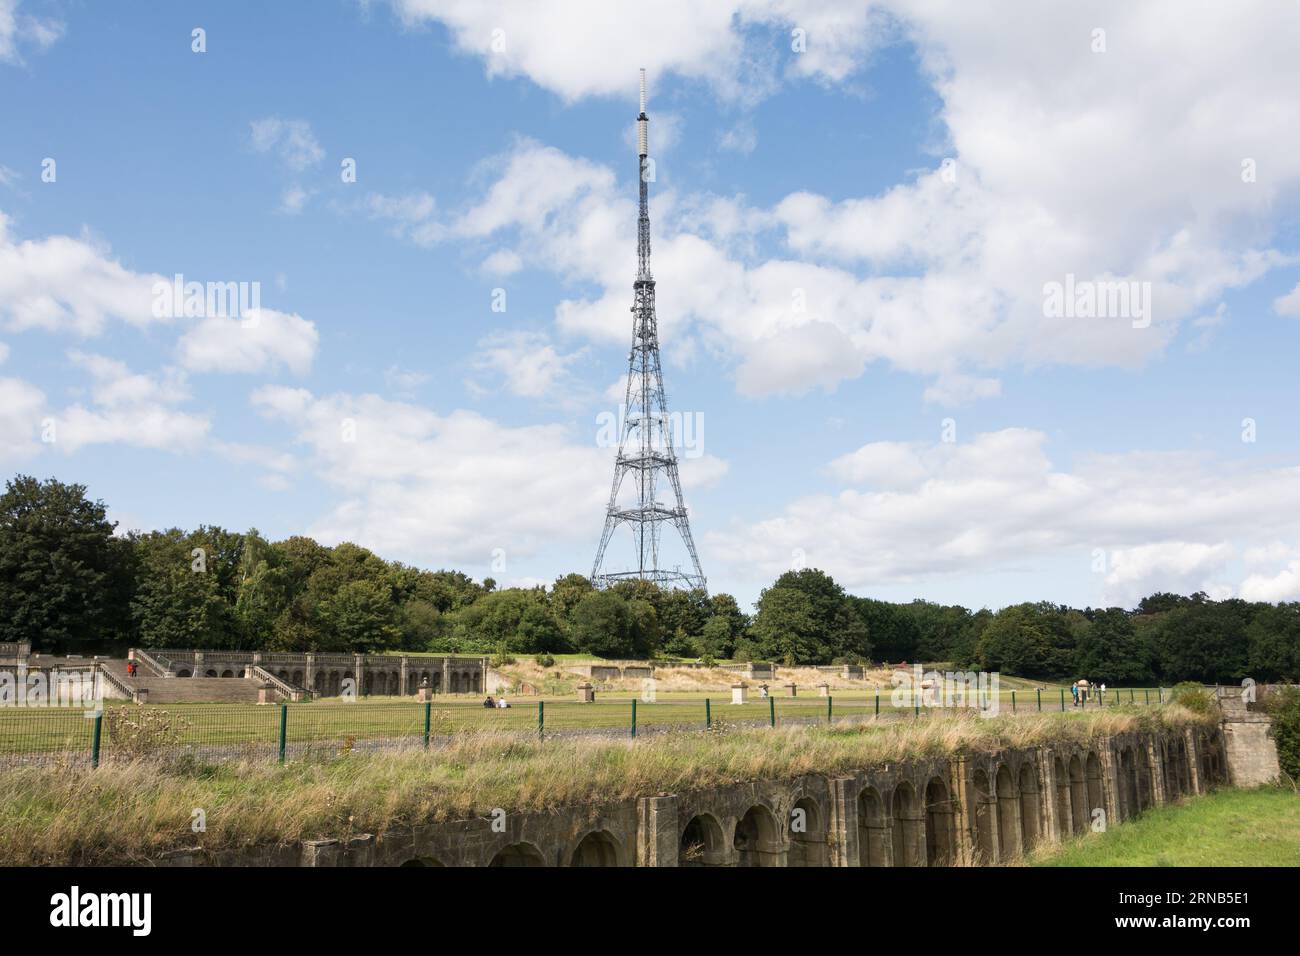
(1071, 682, 1080, 708)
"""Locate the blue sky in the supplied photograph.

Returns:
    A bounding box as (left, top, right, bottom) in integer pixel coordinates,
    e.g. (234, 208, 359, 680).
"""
(4, 0, 1300, 613)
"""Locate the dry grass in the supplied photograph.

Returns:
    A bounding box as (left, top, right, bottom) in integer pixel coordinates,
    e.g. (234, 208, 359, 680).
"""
(497, 659, 900, 694)
(0, 705, 1213, 866)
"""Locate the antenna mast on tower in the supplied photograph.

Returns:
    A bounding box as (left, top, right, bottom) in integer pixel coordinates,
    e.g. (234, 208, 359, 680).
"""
(591, 68, 706, 592)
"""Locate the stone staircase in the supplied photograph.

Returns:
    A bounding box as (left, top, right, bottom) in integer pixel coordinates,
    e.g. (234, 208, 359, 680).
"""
(101, 659, 267, 704)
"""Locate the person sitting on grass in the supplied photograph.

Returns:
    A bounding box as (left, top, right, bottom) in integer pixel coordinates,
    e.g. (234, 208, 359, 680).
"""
(483, 695, 495, 709)
(497, 697, 510, 709)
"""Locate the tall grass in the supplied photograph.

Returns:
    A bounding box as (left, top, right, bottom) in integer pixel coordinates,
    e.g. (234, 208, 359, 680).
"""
(0, 706, 1211, 866)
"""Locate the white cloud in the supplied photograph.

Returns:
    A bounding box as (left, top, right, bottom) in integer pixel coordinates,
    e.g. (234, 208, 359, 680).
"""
(249, 117, 324, 171)
(55, 353, 209, 454)
(280, 184, 313, 215)
(470, 330, 585, 399)
(250, 385, 611, 563)
(382, 4, 1300, 400)
(0, 375, 45, 465)
(176, 309, 319, 376)
(0, 0, 62, 65)
(1274, 282, 1300, 318)
(0, 211, 166, 334)
(707, 427, 1300, 603)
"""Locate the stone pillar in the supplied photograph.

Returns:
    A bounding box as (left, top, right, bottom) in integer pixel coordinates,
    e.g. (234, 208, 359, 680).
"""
(417, 679, 432, 703)
(784, 682, 797, 697)
(305, 654, 315, 695)
(252, 652, 262, 666)
(636, 795, 679, 867)
(442, 658, 451, 695)
(193, 651, 204, 677)
(576, 682, 594, 703)
(1146, 738, 1168, 806)
(300, 839, 342, 867)
(950, 759, 976, 866)
(817, 682, 830, 697)
(134, 688, 149, 705)
(1040, 746, 1061, 844)
(258, 684, 275, 705)
(731, 682, 746, 705)
(354, 654, 365, 697)
(827, 777, 860, 867)
(400, 657, 409, 696)
(1098, 741, 1120, 829)
(1183, 727, 1203, 794)
(1221, 710, 1281, 787)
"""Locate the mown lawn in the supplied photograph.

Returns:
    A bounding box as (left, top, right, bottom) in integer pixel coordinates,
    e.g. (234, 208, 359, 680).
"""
(1035, 787, 1300, 867)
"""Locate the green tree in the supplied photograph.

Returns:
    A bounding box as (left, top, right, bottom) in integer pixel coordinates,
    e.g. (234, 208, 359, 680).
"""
(130, 529, 237, 648)
(570, 590, 634, 658)
(1073, 608, 1152, 683)
(751, 586, 825, 664)
(1246, 603, 1300, 681)
(0, 476, 129, 652)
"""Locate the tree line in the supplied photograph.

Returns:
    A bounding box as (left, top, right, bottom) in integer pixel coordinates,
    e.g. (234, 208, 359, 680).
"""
(3, 475, 1298, 684)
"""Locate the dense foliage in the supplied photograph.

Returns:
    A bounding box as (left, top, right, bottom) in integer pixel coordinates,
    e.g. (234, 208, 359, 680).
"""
(5, 476, 1300, 684)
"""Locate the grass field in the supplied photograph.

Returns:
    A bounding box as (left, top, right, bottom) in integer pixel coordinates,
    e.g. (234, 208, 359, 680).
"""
(0, 686, 1171, 763)
(1034, 787, 1300, 867)
(0, 707, 1211, 865)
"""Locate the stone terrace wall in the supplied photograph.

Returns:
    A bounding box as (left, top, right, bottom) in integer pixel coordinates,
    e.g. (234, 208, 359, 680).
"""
(156, 723, 1228, 868)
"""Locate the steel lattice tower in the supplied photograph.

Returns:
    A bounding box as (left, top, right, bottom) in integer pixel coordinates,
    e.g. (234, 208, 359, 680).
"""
(592, 70, 706, 592)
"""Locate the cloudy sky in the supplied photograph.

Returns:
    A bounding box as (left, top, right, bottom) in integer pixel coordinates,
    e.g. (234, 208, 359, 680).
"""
(3, 0, 1300, 611)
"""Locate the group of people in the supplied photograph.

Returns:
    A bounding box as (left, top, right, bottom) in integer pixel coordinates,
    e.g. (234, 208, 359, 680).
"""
(482, 695, 511, 709)
(1070, 679, 1107, 707)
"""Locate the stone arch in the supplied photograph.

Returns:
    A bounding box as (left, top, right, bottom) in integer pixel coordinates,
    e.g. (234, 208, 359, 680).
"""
(1085, 752, 1104, 828)
(176, 668, 192, 678)
(856, 786, 889, 866)
(924, 777, 955, 866)
(220, 669, 235, 678)
(400, 856, 444, 867)
(734, 804, 783, 867)
(1018, 761, 1040, 852)
(204, 669, 218, 678)
(1136, 746, 1154, 812)
(430, 672, 441, 693)
(291, 669, 303, 687)
(470, 671, 482, 693)
(971, 769, 996, 864)
(1175, 738, 1191, 794)
(679, 813, 726, 867)
(364, 672, 374, 695)
(277, 669, 290, 681)
(489, 842, 546, 867)
(1068, 755, 1087, 835)
(568, 829, 620, 867)
(787, 796, 827, 867)
(450, 672, 462, 694)
(890, 781, 922, 867)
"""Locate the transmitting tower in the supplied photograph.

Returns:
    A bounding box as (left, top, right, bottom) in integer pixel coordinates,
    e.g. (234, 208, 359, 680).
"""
(591, 69, 706, 592)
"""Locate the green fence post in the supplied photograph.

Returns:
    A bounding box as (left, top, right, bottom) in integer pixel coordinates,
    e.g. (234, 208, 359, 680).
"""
(914, 691, 920, 718)
(631, 698, 637, 738)
(538, 700, 545, 737)
(769, 694, 776, 728)
(705, 698, 711, 730)
(1130, 688, 1134, 703)
(1144, 688, 1150, 706)
(1158, 687, 1163, 705)
(1011, 690, 1017, 714)
(278, 703, 287, 764)
(91, 713, 103, 769)
(875, 689, 880, 718)
(1060, 688, 1065, 711)
(827, 695, 833, 723)
(423, 700, 432, 749)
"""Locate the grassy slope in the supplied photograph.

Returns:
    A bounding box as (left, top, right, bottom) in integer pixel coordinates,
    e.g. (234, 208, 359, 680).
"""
(0, 707, 1209, 865)
(1034, 787, 1300, 867)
